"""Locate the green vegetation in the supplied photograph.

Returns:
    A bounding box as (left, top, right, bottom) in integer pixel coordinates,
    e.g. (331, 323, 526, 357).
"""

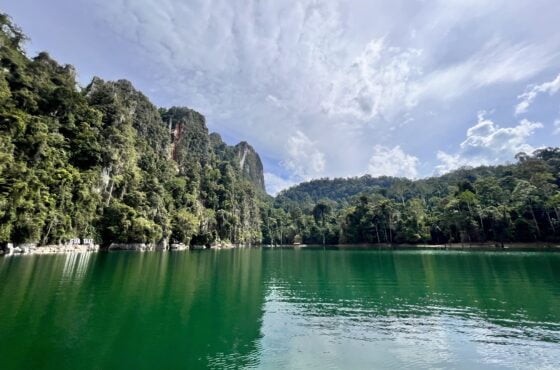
(270, 150, 560, 245)
(1, 13, 560, 248)
(0, 14, 266, 247)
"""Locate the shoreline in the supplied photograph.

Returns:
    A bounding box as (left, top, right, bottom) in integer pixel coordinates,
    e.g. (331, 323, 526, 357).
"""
(2, 242, 560, 256)
(281, 242, 560, 251)
(0, 244, 100, 256)
(0, 242, 248, 256)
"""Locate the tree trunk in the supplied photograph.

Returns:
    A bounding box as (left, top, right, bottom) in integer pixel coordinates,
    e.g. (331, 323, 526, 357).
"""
(478, 210, 485, 241)
(547, 211, 556, 233)
(42, 217, 56, 245)
(321, 213, 326, 245)
(119, 183, 127, 200)
(106, 179, 114, 206)
(530, 205, 541, 237)
(388, 213, 393, 243)
(267, 218, 271, 244)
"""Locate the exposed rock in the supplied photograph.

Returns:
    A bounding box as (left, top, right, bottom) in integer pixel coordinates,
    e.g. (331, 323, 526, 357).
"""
(157, 238, 170, 250)
(35, 244, 100, 254)
(108, 243, 154, 251)
(163, 107, 266, 193)
(10, 243, 37, 254)
(4, 244, 99, 255)
(2, 243, 14, 254)
(234, 141, 265, 192)
(162, 107, 210, 166)
(170, 243, 189, 250)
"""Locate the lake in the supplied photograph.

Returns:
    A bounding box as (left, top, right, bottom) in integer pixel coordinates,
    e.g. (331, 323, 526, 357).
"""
(0, 248, 559, 369)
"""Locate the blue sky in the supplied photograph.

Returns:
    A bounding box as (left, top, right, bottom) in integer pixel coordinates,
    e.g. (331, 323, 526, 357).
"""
(5, 0, 560, 195)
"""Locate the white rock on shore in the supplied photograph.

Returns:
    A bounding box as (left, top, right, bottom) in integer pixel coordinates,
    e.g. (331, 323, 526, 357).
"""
(108, 243, 155, 251)
(170, 243, 189, 250)
(2, 243, 99, 255)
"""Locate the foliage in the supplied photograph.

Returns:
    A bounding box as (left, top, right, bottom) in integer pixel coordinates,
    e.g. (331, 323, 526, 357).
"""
(270, 148, 560, 245)
(0, 14, 266, 247)
(2, 13, 560, 247)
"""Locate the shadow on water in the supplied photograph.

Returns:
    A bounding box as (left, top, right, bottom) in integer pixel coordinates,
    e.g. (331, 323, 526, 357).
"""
(0, 250, 266, 369)
(0, 249, 559, 369)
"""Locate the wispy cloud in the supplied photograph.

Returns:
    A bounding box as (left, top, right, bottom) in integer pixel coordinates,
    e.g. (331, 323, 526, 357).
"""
(414, 40, 558, 103)
(515, 73, 560, 115)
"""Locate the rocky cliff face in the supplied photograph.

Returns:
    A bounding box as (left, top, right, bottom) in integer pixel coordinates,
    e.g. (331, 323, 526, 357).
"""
(234, 142, 265, 192)
(0, 13, 269, 247)
(161, 109, 265, 193)
(161, 107, 210, 169)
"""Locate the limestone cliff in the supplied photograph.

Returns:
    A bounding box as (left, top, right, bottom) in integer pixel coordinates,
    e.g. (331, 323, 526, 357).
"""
(161, 109, 265, 194)
(234, 142, 265, 192)
(0, 13, 268, 246)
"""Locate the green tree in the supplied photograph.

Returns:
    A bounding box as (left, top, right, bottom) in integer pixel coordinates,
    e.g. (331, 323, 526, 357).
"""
(313, 202, 331, 245)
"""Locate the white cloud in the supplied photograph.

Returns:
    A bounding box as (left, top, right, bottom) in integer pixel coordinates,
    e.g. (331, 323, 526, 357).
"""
(323, 39, 421, 121)
(264, 172, 296, 196)
(515, 73, 560, 115)
(414, 40, 558, 102)
(282, 131, 326, 180)
(368, 145, 419, 178)
(436, 113, 543, 173)
(436, 151, 466, 174)
(16, 0, 560, 186)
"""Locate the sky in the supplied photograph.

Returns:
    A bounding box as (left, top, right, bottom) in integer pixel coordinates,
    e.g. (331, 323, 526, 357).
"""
(5, 0, 560, 195)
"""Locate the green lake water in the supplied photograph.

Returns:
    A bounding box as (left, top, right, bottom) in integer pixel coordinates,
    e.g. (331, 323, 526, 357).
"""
(0, 248, 559, 369)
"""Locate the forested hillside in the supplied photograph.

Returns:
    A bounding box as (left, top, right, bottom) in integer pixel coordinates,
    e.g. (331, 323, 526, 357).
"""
(266, 151, 560, 245)
(2, 13, 560, 248)
(0, 14, 267, 247)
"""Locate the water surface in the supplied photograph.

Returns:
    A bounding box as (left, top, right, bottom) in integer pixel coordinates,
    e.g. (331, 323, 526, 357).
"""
(0, 248, 559, 369)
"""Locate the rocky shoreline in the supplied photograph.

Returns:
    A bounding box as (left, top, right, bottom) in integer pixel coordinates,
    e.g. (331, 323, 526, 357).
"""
(0, 241, 248, 256)
(1, 243, 100, 255)
(2, 241, 559, 256)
